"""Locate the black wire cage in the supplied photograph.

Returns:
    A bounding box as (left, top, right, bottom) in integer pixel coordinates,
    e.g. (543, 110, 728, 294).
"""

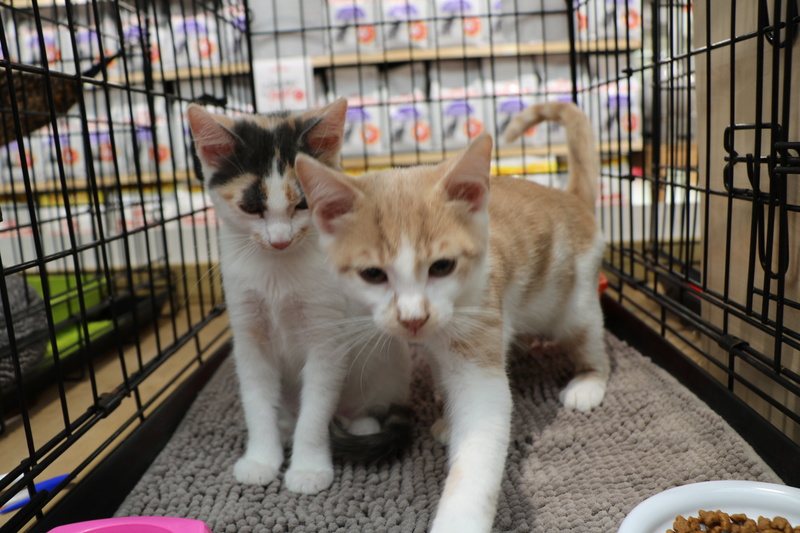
(0, 0, 797, 531)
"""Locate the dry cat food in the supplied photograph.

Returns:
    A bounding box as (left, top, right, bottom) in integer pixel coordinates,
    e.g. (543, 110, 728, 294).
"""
(668, 510, 800, 533)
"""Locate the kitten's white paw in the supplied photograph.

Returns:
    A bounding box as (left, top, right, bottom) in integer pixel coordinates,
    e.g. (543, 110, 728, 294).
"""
(431, 418, 451, 445)
(349, 416, 381, 436)
(233, 456, 281, 486)
(560, 375, 606, 412)
(284, 464, 334, 494)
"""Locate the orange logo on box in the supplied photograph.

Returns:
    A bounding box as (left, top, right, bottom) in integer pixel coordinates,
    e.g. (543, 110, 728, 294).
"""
(577, 12, 588, 31)
(622, 10, 641, 29)
(150, 145, 171, 163)
(62, 147, 79, 165)
(358, 25, 376, 44)
(362, 124, 380, 145)
(100, 143, 114, 162)
(198, 37, 214, 58)
(623, 113, 639, 133)
(465, 118, 483, 138)
(463, 17, 481, 36)
(414, 122, 431, 142)
(14, 151, 33, 168)
(410, 21, 428, 41)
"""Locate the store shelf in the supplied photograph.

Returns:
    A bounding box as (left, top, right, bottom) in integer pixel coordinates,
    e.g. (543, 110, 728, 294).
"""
(312, 40, 642, 68)
(341, 140, 644, 171)
(98, 40, 639, 84)
(0, 170, 194, 197)
(110, 62, 250, 85)
(0, 139, 643, 197)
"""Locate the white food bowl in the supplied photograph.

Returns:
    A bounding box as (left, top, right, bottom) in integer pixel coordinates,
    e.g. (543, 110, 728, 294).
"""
(618, 480, 800, 533)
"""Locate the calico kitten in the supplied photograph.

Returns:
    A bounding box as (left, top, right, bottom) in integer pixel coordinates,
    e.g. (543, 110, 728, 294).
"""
(186, 99, 411, 495)
(294, 102, 608, 531)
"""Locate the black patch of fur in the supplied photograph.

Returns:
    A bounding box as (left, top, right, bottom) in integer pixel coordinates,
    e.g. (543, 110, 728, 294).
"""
(239, 178, 265, 214)
(207, 121, 276, 188)
(201, 115, 323, 189)
(329, 404, 414, 466)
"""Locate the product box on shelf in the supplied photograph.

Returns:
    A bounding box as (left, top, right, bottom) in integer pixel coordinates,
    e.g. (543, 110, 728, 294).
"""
(0, 138, 37, 186)
(594, 78, 642, 145)
(484, 57, 540, 148)
(120, 13, 162, 78)
(252, 56, 317, 113)
(16, 22, 63, 69)
(86, 120, 118, 178)
(40, 117, 87, 181)
(250, 0, 329, 57)
(328, 66, 387, 157)
(164, 13, 221, 72)
(431, 0, 489, 46)
(379, 0, 430, 50)
(577, 0, 642, 42)
(125, 98, 173, 177)
(490, 0, 570, 44)
(104, 190, 165, 269)
(218, 3, 249, 60)
(431, 0, 488, 47)
(384, 63, 436, 153)
(529, 56, 591, 146)
(327, 0, 381, 54)
(430, 60, 488, 152)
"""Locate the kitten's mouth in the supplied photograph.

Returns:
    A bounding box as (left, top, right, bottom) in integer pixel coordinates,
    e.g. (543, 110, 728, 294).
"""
(270, 240, 293, 250)
(252, 233, 296, 252)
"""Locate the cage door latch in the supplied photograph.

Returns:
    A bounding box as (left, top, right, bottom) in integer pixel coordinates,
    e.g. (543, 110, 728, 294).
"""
(773, 141, 800, 176)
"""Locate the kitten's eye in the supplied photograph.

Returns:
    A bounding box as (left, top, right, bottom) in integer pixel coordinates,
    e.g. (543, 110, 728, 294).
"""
(238, 202, 261, 215)
(296, 197, 308, 210)
(359, 267, 387, 284)
(429, 259, 456, 278)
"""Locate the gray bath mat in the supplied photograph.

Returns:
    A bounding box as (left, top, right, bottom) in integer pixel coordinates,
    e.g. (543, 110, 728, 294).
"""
(115, 332, 780, 532)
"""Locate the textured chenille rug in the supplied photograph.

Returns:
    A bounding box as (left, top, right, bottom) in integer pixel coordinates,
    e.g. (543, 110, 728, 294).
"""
(115, 332, 780, 532)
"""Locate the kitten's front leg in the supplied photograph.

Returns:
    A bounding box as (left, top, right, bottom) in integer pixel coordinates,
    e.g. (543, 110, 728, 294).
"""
(429, 351, 512, 533)
(232, 336, 284, 486)
(284, 345, 347, 494)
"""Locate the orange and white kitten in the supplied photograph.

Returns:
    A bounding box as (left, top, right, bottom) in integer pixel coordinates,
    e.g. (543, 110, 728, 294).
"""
(294, 102, 608, 532)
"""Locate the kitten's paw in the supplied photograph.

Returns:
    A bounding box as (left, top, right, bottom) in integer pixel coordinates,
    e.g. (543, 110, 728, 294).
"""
(284, 464, 334, 494)
(560, 375, 607, 412)
(233, 456, 281, 486)
(349, 416, 381, 436)
(431, 418, 451, 445)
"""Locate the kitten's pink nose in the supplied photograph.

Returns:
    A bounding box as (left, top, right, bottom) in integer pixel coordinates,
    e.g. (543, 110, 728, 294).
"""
(400, 316, 429, 334)
(271, 240, 292, 250)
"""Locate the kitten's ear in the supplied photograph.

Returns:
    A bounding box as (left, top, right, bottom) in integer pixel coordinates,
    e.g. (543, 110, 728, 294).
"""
(442, 132, 493, 213)
(300, 98, 348, 168)
(186, 104, 238, 180)
(294, 153, 358, 234)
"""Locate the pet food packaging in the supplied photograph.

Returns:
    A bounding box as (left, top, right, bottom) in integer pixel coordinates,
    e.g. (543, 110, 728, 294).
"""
(327, 0, 380, 54)
(384, 63, 436, 153)
(430, 60, 488, 152)
(250, 0, 329, 56)
(484, 57, 540, 148)
(328, 66, 387, 157)
(577, 0, 642, 42)
(431, 0, 489, 47)
(379, 0, 430, 49)
(490, 0, 569, 44)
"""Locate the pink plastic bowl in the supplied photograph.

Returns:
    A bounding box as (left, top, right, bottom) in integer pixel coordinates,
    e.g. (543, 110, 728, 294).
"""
(47, 517, 212, 533)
